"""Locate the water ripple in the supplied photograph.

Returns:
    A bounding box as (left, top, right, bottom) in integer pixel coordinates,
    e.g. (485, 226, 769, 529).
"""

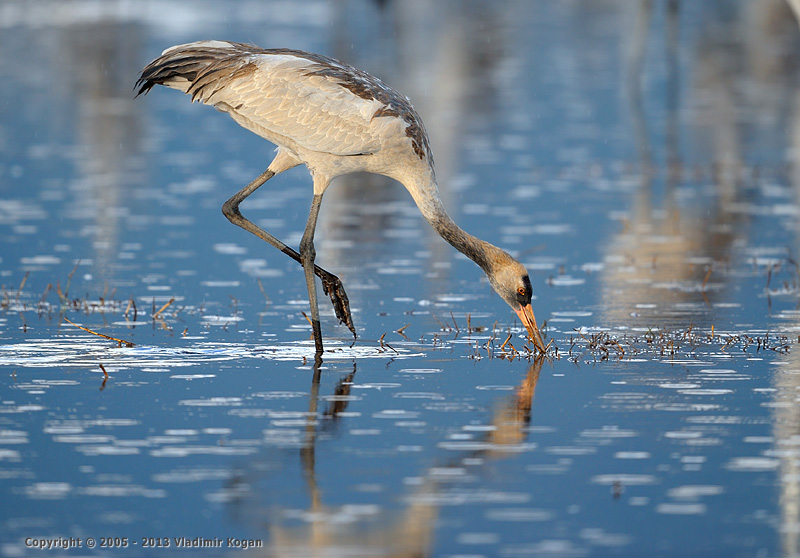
(0, 339, 424, 369)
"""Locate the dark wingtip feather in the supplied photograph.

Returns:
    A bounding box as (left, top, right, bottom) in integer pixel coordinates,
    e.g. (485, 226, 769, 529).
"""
(133, 77, 153, 98)
(134, 50, 218, 99)
(134, 59, 164, 98)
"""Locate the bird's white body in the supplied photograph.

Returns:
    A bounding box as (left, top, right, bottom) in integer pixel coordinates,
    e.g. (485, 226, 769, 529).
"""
(154, 42, 436, 203)
(137, 41, 544, 354)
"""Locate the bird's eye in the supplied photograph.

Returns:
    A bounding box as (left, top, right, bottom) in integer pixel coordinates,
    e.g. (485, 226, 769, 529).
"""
(517, 287, 526, 297)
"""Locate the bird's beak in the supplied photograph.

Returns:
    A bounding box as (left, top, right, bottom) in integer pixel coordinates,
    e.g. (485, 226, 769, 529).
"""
(515, 303, 546, 353)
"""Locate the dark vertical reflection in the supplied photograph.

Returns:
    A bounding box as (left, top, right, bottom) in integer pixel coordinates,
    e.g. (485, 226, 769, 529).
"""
(300, 356, 325, 523)
(665, 0, 681, 177)
(57, 22, 144, 281)
(626, 0, 654, 172)
(0, 15, 145, 288)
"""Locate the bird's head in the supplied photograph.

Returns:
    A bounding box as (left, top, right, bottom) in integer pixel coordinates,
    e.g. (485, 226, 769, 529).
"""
(483, 250, 546, 353)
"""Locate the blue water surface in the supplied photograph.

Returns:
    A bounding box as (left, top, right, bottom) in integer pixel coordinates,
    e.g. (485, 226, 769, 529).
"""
(2, 1, 800, 557)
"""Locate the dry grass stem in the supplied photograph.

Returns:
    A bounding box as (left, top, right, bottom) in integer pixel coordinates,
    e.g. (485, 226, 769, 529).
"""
(14, 272, 29, 303)
(153, 297, 175, 319)
(432, 314, 448, 332)
(450, 312, 460, 333)
(63, 317, 135, 348)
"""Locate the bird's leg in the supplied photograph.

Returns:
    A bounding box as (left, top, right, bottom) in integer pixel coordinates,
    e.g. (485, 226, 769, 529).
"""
(300, 194, 324, 354)
(221, 170, 356, 338)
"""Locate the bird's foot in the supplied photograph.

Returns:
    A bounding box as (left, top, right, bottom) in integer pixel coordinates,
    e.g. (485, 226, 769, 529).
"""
(316, 268, 357, 338)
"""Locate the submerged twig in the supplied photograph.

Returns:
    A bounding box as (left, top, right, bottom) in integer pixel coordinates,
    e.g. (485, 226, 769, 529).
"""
(701, 267, 712, 291)
(257, 278, 271, 305)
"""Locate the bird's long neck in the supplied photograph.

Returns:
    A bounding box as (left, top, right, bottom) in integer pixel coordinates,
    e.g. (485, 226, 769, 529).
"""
(407, 173, 497, 272)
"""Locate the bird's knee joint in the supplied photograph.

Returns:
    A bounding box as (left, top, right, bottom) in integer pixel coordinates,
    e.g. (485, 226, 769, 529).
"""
(221, 200, 240, 222)
(301, 247, 316, 264)
(299, 239, 316, 264)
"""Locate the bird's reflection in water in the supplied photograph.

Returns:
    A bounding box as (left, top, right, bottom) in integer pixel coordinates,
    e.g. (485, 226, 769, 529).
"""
(484, 363, 540, 452)
(298, 356, 355, 524)
(225, 356, 544, 557)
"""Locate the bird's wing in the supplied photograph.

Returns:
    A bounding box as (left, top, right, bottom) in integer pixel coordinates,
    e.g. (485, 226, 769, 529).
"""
(139, 42, 397, 157)
(217, 54, 388, 156)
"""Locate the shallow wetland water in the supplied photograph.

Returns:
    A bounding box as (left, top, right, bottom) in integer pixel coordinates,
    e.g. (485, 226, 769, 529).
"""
(2, 1, 800, 556)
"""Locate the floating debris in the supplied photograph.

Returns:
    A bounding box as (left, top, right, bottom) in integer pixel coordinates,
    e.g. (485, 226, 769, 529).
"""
(466, 323, 793, 363)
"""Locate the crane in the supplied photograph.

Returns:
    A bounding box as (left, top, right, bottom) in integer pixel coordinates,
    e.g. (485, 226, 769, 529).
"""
(136, 41, 545, 355)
